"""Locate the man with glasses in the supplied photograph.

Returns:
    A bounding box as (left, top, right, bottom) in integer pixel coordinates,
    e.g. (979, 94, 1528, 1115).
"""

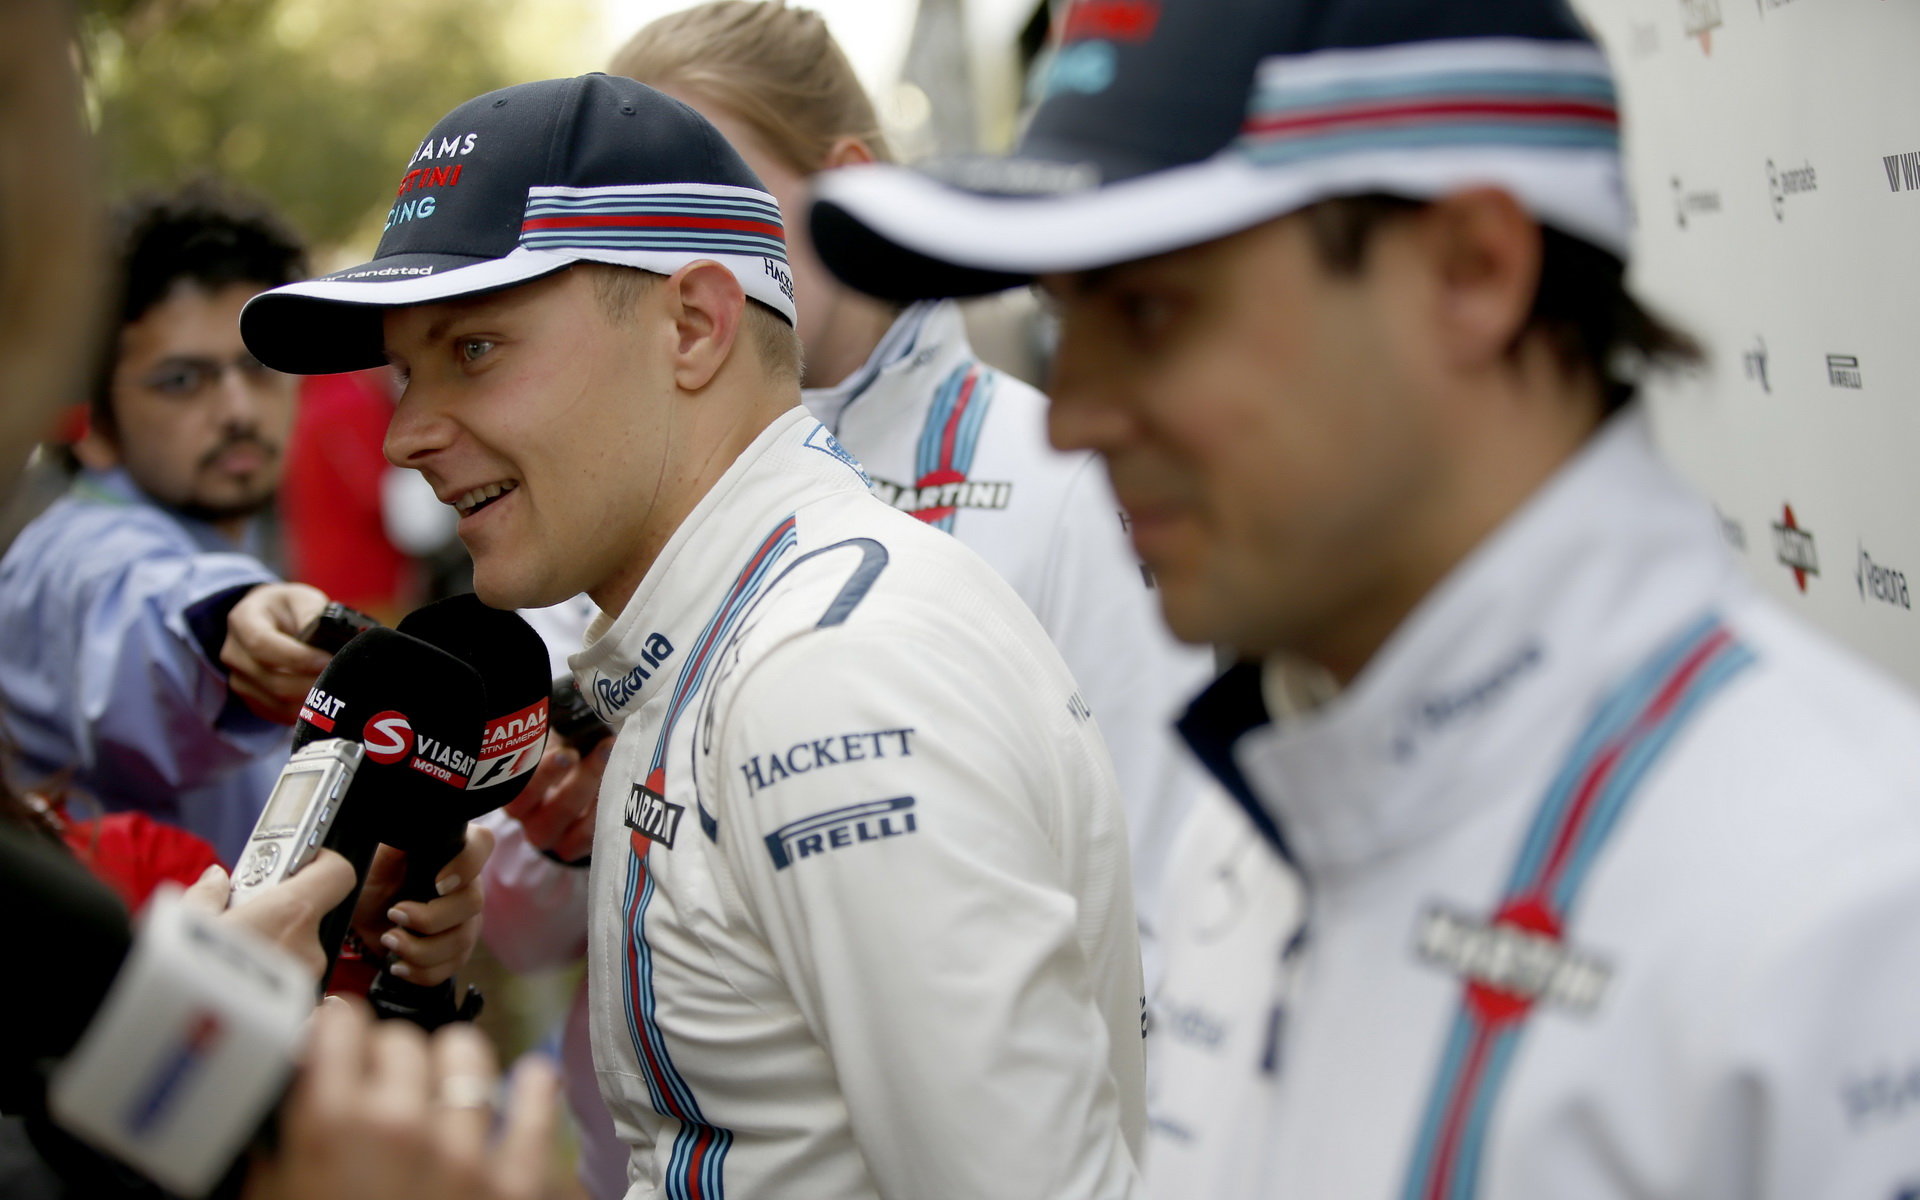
(0, 183, 338, 863)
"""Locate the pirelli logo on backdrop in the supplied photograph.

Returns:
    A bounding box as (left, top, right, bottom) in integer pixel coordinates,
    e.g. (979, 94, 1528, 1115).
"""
(1679, 0, 1720, 52)
(1826, 355, 1862, 390)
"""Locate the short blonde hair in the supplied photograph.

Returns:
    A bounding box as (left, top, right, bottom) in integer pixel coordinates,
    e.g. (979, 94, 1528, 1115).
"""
(609, 1, 891, 175)
(585, 263, 801, 385)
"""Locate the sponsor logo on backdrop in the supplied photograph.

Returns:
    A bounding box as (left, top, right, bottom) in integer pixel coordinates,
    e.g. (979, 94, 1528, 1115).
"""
(1680, 0, 1722, 52)
(1827, 354, 1863, 389)
(1672, 176, 1723, 229)
(1767, 159, 1817, 220)
(1773, 504, 1818, 592)
(1857, 545, 1911, 610)
(1742, 337, 1770, 393)
(1715, 506, 1747, 552)
(1885, 151, 1920, 194)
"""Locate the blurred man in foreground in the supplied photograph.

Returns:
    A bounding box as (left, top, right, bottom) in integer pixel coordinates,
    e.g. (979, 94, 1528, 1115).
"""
(0, 185, 337, 863)
(810, 0, 1920, 1194)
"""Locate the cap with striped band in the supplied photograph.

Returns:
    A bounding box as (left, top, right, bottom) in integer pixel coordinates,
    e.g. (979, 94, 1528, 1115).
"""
(242, 75, 796, 377)
(809, 0, 1630, 304)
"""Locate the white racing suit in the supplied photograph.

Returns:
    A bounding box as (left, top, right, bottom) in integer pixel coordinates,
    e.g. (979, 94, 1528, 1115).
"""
(575, 409, 1146, 1200)
(806, 301, 1218, 978)
(1149, 412, 1920, 1199)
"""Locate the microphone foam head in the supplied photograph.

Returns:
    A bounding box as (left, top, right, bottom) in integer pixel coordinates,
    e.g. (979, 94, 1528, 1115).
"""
(398, 594, 554, 811)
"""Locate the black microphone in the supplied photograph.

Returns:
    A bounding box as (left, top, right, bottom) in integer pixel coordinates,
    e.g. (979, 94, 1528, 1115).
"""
(365, 595, 552, 1028)
(1, 825, 131, 1105)
(1, 825, 305, 1198)
(289, 626, 486, 987)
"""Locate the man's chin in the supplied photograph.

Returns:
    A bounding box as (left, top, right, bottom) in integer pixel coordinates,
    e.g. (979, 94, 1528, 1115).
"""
(174, 486, 277, 526)
(471, 561, 571, 613)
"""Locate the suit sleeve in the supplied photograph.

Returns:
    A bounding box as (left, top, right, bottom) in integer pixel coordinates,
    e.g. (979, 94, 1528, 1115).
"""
(1028, 452, 1216, 982)
(713, 622, 1143, 1200)
(71, 549, 282, 798)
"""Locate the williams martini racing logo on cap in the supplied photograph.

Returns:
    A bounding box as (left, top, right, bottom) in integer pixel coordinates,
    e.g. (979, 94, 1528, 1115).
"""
(1036, 0, 1160, 100)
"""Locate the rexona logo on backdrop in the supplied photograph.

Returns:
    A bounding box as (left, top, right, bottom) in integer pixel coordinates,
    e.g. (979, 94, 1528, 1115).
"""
(1672, 176, 1722, 229)
(1884, 151, 1920, 194)
(1767, 159, 1816, 220)
(1679, 0, 1721, 53)
(1715, 506, 1747, 553)
(1773, 504, 1819, 592)
(1857, 544, 1911, 611)
(1827, 355, 1863, 390)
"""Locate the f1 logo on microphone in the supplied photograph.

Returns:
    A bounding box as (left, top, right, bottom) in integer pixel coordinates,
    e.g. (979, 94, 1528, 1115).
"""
(362, 711, 415, 765)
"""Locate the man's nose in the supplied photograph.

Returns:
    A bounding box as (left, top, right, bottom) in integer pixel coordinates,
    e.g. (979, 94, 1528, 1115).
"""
(383, 382, 455, 469)
(1045, 347, 1137, 456)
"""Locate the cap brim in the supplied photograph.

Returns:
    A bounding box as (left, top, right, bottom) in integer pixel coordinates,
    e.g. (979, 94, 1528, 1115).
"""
(241, 248, 577, 375)
(811, 146, 1628, 301)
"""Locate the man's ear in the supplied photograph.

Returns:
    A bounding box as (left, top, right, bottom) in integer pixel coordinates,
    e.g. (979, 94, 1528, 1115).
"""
(1418, 188, 1543, 371)
(821, 137, 876, 171)
(662, 260, 745, 391)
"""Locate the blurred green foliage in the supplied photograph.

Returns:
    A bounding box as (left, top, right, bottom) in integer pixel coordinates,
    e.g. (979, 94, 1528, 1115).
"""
(80, 0, 596, 255)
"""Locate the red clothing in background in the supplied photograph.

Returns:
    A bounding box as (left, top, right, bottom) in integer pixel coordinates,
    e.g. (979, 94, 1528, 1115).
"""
(62, 809, 222, 911)
(281, 369, 416, 619)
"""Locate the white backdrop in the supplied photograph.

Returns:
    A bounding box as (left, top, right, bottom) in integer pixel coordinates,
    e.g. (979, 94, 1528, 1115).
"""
(1577, 0, 1920, 687)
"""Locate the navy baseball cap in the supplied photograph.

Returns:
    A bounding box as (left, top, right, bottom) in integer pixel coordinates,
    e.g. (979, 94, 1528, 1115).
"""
(243, 73, 796, 375)
(810, 0, 1629, 301)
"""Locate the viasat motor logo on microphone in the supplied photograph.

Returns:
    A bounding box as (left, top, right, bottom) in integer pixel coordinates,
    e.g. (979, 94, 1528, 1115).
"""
(298, 686, 346, 732)
(362, 710, 415, 765)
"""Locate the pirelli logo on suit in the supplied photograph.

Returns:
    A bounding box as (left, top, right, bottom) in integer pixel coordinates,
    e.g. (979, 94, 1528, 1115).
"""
(765, 796, 919, 870)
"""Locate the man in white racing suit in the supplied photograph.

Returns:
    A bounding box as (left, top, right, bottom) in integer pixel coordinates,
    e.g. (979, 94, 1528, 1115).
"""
(806, 0, 1920, 1194)
(240, 73, 1146, 1200)
(572, 406, 1143, 1198)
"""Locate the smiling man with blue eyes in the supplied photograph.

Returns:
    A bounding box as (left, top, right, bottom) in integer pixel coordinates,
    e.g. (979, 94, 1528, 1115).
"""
(240, 74, 1149, 1200)
(0, 183, 342, 864)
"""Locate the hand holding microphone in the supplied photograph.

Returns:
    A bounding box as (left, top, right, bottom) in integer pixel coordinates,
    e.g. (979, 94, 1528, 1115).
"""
(362, 596, 553, 1028)
(350, 825, 494, 988)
